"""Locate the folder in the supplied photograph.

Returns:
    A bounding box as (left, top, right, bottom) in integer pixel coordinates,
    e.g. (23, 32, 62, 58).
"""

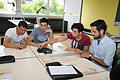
(0, 55, 15, 64)
(46, 62, 83, 80)
(46, 62, 62, 67)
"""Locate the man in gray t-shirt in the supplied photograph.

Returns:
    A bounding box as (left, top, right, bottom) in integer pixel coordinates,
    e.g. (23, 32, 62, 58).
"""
(30, 27, 50, 43)
(27, 18, 53, 47)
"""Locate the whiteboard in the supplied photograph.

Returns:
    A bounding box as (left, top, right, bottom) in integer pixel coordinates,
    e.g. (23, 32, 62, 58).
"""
(64, 0, 83, 32)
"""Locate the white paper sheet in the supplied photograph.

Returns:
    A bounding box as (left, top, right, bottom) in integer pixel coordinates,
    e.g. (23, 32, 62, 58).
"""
(48, 66, 78, 75)
(2, 75, 11, 80)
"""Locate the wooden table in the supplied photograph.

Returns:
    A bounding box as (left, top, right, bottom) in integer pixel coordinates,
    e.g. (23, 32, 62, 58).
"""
(0, 58, 51, 80)
(0, 46, 36, 59)
(0, 43, 110, 80)
(29, 42, 107, 76)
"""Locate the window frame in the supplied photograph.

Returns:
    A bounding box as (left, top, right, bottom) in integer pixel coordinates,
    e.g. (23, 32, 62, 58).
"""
(0, 0, 63, 19)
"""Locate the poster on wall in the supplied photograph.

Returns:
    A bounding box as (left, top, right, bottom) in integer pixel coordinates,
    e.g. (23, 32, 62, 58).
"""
(64, 0, 83, 32)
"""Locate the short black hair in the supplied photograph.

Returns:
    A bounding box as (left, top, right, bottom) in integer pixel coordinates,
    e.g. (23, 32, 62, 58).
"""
(71, 23, 84, 33)
(18, 21, 28, 29)
(90, 19, 107, 34)
(40, 18, 48, 24)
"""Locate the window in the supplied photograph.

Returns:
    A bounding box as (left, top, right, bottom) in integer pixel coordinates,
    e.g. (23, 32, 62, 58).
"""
(0, 0, 64, 17)
(49, 0, 64, 16)
(0, 0, 16, 14)
(21, 0, 47, 15)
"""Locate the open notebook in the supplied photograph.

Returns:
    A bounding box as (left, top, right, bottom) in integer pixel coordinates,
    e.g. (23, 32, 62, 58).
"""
(46, 62, 83, 80)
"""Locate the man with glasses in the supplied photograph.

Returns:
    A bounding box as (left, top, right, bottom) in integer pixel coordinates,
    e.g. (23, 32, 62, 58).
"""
(3, 21, 28, 49)
(27, 18, 53, 47)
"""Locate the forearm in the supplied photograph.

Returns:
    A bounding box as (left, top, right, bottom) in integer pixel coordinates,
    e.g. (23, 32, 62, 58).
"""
(27, 41, 38, 47)
(43, 36, 68, 47)
(44, 38, 59, 45)
(3, 43, 20, 48)
(49, 31, 54, 41)
(75, 49, 90, 55)
(65, 48, 76, 51)
(69, 48, 76, 51)
(91, 56, 109, 68)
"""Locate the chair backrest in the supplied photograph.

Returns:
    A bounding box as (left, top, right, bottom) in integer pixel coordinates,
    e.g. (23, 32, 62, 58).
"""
(1, 38, 4, 45)
(110, 64, 120, 80)
(112, 47, 119, 68)
(112, 54, 119, 67)
(112, 42, 119, 68)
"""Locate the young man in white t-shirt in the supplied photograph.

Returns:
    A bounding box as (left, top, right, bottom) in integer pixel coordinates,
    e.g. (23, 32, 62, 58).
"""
(3, 21, 28, 49)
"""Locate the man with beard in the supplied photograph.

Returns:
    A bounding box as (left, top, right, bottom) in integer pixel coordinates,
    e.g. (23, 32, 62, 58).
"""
(39, 23, 91, 52)
(75, 19, 116, 71)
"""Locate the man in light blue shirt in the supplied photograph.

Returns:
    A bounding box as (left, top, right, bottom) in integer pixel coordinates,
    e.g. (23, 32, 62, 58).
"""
(76, 19, 116, 71)
(89, 35, 116, 71)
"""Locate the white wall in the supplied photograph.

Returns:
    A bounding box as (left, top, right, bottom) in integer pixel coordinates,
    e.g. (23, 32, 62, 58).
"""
(64, 0, 82, 32)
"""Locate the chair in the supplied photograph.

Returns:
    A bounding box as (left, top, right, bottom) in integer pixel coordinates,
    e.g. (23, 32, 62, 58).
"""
(112, 54, 119, 68)
(1, 38, 4, 45)
(112, 45, 119, 68)
(110, 64, 120, 80)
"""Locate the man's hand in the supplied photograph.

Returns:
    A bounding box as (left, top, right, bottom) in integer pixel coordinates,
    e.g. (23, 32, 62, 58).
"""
(74, 49, 83, 55)
(80, 53, 90, 58)
(45, 29, 52, 33)
(20, 38, 27, 45)
(18, 44, 27, 50)
(37, 43, 46, 48)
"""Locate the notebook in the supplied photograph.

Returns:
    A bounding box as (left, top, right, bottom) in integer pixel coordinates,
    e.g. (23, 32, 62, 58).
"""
(46, 62, 83, 80)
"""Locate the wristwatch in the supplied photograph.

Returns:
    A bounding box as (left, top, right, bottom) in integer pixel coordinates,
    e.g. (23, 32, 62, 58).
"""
(89, 54, 92, 60)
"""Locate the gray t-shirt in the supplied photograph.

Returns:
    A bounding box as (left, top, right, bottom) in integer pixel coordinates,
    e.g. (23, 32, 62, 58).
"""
(30, 27, 50, 43)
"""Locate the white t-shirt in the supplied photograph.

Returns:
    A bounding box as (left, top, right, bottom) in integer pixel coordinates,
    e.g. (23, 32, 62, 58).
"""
(5, 27, 28, 44)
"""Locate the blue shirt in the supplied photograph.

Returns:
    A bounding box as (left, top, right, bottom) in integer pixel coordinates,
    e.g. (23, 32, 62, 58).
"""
(30, 27, 50, 43)
(89, 35, 116, 71)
